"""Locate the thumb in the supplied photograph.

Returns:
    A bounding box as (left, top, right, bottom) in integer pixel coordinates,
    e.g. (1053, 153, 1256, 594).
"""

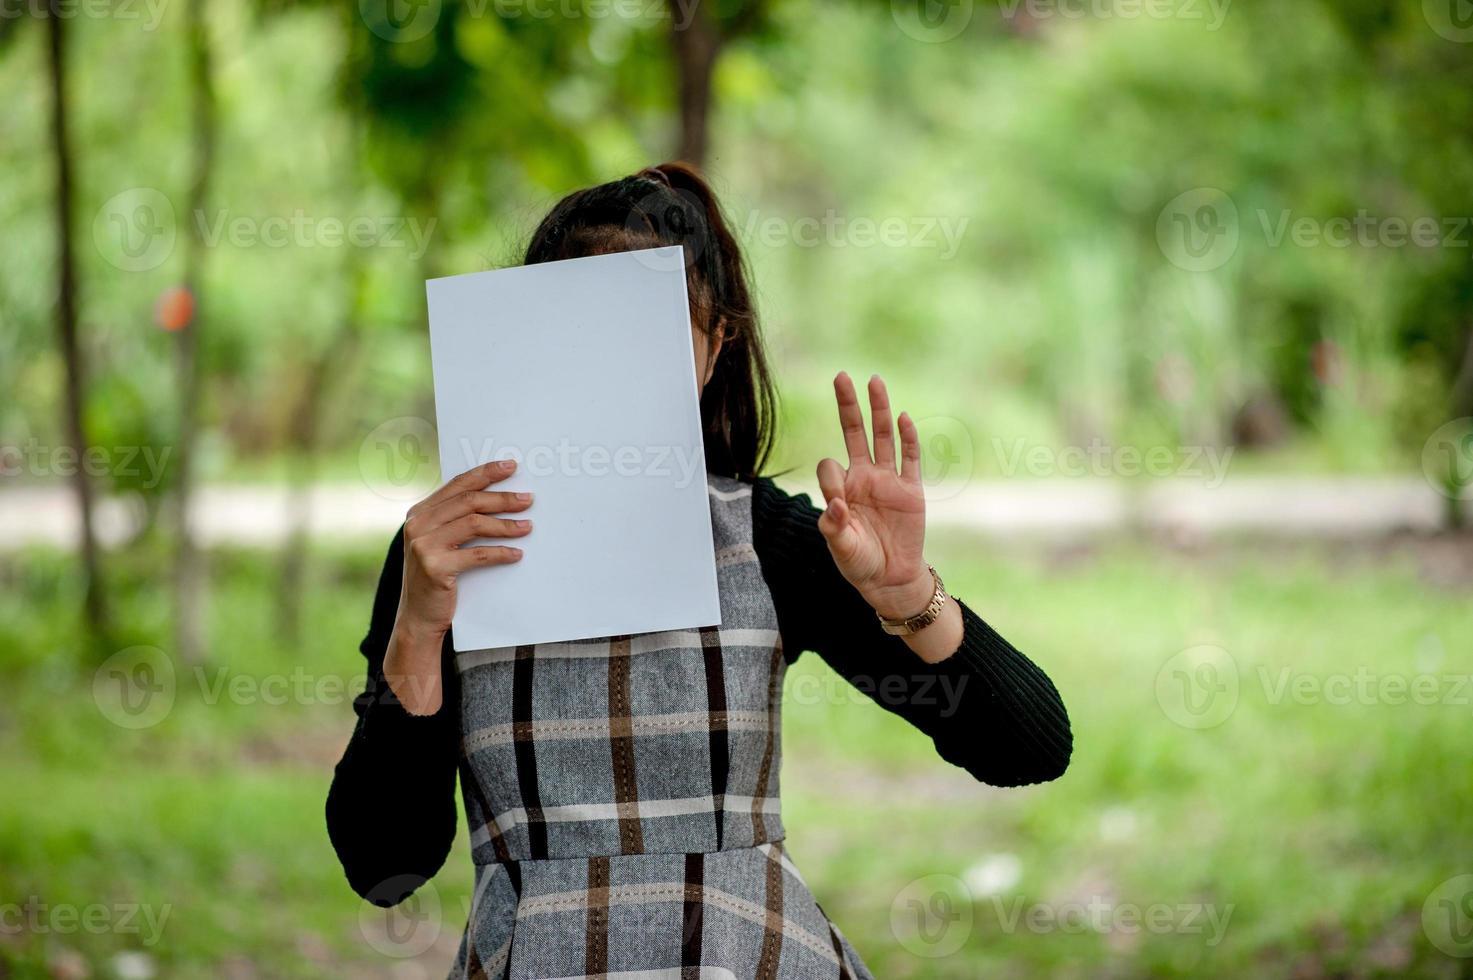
(815, 458, 853, 546)
(816, 457, 846, 507)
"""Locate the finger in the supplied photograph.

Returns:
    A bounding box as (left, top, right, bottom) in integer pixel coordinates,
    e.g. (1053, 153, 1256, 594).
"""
(898, 411, 922, 484)
(868, 375, 896, 471)
(412, 459, 518, 517)
(833, 372, 872, 467)
(445, 545, 524, 570)
(413, 489, 533, 535)
(424, 513, 533, 549)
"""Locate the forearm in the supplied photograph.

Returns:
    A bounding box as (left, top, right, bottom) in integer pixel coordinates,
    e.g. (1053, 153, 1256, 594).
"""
(754, 477, 1071, 785)
(383, 611, 448, 716)
(901, 598, 963, 663)
(843, 590, 1072, 785)
(327, 734, 458, 902)
(326, 673, 459, 902)
(325, 528, 460, 904)
(932, 599, 1073, 785)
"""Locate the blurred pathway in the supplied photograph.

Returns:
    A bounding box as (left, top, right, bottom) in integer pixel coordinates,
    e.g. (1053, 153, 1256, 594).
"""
(0, 476, 1464, 549)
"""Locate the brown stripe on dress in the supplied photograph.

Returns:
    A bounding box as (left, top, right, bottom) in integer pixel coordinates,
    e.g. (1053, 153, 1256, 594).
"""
(680, 852, 705, 977)
(584, 855, 611, 977)
(817, 903, 854, 980)
(755, 842, 785, 980)
(698, 625, 729, 849)
(511, 645, 548, 859)
(606, 635, 645, 854)
(751, 644, 785, 844)
(463, 864, 487, 967)
(464, 934, 487, 980)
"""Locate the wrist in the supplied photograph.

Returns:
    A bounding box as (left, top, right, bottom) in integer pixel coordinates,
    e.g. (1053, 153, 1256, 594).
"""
(868, 567, 940, 620)
(385, 616, 447, 716)
(393, 611, 447, 656)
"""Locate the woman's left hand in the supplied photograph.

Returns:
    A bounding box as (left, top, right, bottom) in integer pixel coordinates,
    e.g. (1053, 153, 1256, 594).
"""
(816, 372, 936, 621)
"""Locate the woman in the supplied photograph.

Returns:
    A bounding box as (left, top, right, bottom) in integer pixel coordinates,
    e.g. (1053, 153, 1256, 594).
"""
(326, 162, 1072, 978)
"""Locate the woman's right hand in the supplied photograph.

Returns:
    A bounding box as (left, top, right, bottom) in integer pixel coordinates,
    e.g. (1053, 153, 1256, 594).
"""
(385, 459, 531, 714)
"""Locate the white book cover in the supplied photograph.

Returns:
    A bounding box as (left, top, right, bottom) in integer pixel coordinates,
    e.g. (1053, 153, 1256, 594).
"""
(425, 246, 721, 651)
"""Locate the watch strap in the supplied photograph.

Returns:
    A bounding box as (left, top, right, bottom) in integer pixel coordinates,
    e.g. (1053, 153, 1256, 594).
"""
(876, 564, 948, 636)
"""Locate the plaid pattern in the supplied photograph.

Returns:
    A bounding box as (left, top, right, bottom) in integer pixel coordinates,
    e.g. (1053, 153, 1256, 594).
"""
(450, 476, 872, 979)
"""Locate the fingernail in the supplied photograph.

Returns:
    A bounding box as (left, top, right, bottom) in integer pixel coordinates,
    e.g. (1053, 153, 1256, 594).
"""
(499, 459, 516, 471)
(515, 492, 532, 502)
(509, 547, 523, 557)
(514, 520, 530, 529)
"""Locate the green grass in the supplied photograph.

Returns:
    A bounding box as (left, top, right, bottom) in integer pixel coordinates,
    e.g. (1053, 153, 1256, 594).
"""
(1, 536, 1469, 978)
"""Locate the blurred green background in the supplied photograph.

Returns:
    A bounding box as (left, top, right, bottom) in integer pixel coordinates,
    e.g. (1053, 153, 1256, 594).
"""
(3, 0, 1473, 976)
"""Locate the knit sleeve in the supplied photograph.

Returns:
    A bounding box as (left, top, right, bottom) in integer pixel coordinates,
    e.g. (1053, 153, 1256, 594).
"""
(750, 477, 1072, 787)
(324, 528, 461, 906)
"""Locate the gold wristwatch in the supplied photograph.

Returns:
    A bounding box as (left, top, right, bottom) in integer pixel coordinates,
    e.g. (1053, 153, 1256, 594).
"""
(876, 565, 949, 636)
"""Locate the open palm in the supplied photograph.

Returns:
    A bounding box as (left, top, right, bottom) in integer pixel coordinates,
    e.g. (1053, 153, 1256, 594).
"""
(816, 373, 933, 619)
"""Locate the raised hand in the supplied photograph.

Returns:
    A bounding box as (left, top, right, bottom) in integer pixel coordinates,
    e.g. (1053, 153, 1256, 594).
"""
(816, 372, 935, 621)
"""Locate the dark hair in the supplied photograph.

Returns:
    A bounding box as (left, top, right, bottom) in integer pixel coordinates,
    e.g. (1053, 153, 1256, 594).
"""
(523, 162, 777, 480)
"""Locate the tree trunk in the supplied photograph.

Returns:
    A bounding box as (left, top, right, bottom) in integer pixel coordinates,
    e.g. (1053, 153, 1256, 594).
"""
(277, 79, 369, 645)
(173, 0, 216, 664)
(1446, 324, 1473, 529)
(277, 315, 362, 646)
(670, 0, 722, 168)
(1451, 325, 1473, 421)
(45, 6, 108, 642)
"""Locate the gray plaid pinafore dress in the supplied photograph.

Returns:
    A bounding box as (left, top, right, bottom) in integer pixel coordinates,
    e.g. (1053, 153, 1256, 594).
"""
(449, 475, 874, 979)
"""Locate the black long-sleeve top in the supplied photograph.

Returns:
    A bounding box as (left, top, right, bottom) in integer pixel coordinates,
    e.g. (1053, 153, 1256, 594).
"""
(326, 478, 1072, 904)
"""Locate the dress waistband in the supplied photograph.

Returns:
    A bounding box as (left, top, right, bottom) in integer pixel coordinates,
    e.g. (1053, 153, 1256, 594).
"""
(471, 835, 789, 868)
(467, 790, 787, 866)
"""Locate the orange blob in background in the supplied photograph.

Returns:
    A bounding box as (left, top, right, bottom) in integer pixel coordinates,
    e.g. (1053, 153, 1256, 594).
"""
(154, 286, 195, 332)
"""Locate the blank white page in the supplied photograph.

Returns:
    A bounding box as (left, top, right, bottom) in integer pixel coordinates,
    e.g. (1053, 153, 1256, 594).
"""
(426, 246, 720, 651)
